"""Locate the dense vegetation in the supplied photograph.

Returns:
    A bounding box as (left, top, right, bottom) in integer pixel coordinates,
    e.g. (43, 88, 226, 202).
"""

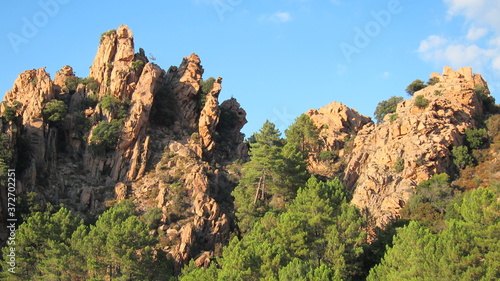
(1, 101, 22, 122)
(42, 100, 68, 124)
(1, 201, 171, 280)
(0, 134, 12, 186)
(99, 94, 130, 120)
(370, 185, 500, 280)
(89, 119, 124, 154)
(2, 110, 500, 279)
(231, 120, 309, 233)
(65, 76, 99, 94)
(1, 73, 499, 280)
(182, 176, 366, 280)
(405, 77, 440, 96)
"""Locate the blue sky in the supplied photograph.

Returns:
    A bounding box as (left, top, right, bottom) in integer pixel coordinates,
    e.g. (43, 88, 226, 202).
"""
(1, 0, 499, 137)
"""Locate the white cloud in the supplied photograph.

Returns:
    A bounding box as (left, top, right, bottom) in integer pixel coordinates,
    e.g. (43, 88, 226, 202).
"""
(382, 72, 390, 79)
(418, 35, 448, 53)
(444, 0, 500, 32)
(260, 11, 292, 23)
(489, 37, 500, 47)
(417, 1, 500, 75)
(272, 12, 292, 22)
(418, 35, 500, 72)
(466, 26, 488, 41)
(492, 56, 500, 70)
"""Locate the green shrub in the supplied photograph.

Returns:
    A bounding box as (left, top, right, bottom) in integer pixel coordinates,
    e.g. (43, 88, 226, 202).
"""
(2, 101, 22, 122)
(473, 84, 496, 112)
(65, 76, 82, 93)
(400, 173, 453, 231)
(414, 95, 429, 108)
(393, 157, 404, 173)
(389, 113, 399, 122)
(141, 207, 163, 230)
(30, 77, 38, 86)
(418, 173, 450, 189)
(414, 156, 426, 166)
(82, 94, 98, 109)
(66, 75, 98, 93)
(434, 90, 442, 96)
(474, 84, 488, 98)
(452, 146, 474, 169)
(464, 128, 487, 150)
(3, 106, 17, 122)
(319, 150, 339, 162)
(374, 96, 404, 123)
(217, 106, 238, 136)
(100, 95, 120, 112)
(99, 95, 130, 119)
(427, 77, 439, 86)
(486, 115, 500, 138)
(406, 79, 427, 96)
(74, 111, 92, 140)
(0, 134, 13, 180)
(43, 100, 68, 124)
(82, 77, 99, 93)
(131, 60, 145, 71)
(89, 119, 123, 153)
(197, 77, 216, 109)
(99, 29, 116, 44)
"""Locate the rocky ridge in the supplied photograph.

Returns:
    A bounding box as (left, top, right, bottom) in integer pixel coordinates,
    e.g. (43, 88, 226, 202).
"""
(0, 24, 495, 272)
(0, 25, 246, 270)
(306, 66, 490, 227)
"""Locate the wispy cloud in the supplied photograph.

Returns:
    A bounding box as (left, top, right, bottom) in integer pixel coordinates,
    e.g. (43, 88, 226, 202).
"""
(418, 35, 448, 53)
(417, 1, 500, 73)
(261, 11, 292, 23)
(444, 0, 500, 33)
(466, 26, 488, 41)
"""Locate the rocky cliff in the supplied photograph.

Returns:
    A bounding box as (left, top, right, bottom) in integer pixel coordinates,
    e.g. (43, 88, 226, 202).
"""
(1, 24, 496, 272)
(306, 66, 491, 227)
(0, 25, 247, 270)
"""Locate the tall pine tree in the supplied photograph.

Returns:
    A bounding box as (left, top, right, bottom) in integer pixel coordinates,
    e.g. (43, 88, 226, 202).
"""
(233, 121, 308, 233)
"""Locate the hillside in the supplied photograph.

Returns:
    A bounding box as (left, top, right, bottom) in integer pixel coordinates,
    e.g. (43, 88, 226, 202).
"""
(0, 25, 499, 280)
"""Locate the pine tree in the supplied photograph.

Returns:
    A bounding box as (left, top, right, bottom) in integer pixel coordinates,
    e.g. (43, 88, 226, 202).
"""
(232, 121, 287, 233)
(73, 200, 168, 280)
(187, 176, 366, 280)
(1, 200, 173, 280)
(1, 207, 84, 280)
(285, 114, 320, 155)
(368, 186, 500, 280)
(233, 120, 311, 233)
